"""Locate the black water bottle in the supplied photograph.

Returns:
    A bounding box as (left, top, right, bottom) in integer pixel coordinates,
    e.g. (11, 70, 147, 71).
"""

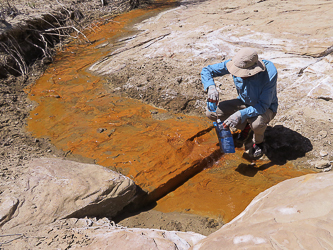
(213, 119, 235, 154)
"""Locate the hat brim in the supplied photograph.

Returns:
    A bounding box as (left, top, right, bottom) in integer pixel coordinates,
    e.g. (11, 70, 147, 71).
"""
(226, 59, 266, 78)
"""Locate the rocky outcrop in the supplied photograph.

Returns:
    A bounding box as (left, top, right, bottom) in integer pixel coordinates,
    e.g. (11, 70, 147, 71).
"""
(81, 226, 206, 250)
(192, 172, 333, 249)
(0, 158, 137, 232)
(0, 158, 207, 249)
(3, 217, 206, 249)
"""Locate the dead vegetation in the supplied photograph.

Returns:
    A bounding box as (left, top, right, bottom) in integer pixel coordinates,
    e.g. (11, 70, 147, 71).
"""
(0, 0, 148, 78)
(0, 0, 151, 186)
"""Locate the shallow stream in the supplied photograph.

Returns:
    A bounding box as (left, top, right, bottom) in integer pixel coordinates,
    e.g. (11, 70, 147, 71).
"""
(26, 2, 314, 224)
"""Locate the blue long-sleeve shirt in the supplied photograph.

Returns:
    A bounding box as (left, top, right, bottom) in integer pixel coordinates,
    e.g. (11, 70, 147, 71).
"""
(201, 59, 278, 123)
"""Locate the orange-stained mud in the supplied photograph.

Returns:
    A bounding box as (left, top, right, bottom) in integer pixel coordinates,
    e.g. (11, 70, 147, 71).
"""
(26, 3, 315, 223)
(154, 151, 315, 222)
(26, 3, 221, 202)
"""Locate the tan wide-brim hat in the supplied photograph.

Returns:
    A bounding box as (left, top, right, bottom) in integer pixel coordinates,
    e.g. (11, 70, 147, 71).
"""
(226, 48, 266, 78)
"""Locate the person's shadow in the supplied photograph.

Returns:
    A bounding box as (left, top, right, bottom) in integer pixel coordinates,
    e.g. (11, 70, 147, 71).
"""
(236, 125, 313, 177)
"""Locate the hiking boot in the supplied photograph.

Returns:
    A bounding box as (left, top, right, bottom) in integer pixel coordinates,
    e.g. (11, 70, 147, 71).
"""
(234, 123, 251, 147)
(250, 142, 266, 158)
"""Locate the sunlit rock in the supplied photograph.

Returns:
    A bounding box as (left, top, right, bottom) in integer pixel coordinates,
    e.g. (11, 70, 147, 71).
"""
(4, 217, 206, 249)
(81, 227, 206, 250)
(191, 172, 333, 249)
(0, 158, 136, 231)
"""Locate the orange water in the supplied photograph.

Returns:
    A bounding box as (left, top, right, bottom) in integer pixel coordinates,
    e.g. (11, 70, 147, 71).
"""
(154, 152, 314, 222)
(26, 3, 315, 223)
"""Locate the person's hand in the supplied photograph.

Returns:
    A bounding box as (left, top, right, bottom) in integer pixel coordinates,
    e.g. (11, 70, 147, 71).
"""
(223, 111, 241, 128)
(207, 85, 219, 104)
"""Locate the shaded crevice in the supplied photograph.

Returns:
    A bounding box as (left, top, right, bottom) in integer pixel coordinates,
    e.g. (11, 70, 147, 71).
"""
(65, 184, 137, 219)
(187, 125, 214, 141)
(297, 45, 333, 76)
(318, 44, 333, 58)
(0, 198, 19, 227)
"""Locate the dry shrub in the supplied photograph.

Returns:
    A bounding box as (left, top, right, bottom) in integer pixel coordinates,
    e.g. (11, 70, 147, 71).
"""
(0, 0, 147, 78)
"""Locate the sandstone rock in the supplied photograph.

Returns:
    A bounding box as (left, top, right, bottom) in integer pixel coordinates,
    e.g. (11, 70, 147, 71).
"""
(318, 130, 328, 139)
(0, 196, 19, 227)
(97, 127, 107, 133)
(320, 150, 329, 157)
(322, 166, 332, 172)
(191, 172, 333, 249)
(313, 160, 331, 169)
(0, 158, 137, 231)
(3, 217, 206, 249)
(81, 227, 206, 250)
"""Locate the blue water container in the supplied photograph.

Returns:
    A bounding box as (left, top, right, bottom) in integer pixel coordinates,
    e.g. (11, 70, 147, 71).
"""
(213, 119, 235, 154)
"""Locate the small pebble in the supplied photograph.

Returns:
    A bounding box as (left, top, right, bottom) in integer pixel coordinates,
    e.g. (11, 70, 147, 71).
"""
(97, 128, 107, 133)
(176, 76, 183, 83)
(107, 129, 116, 137)
(318, 130, 327, 138)
(314, 160, 331, 169)
(323, 165, 332, 172)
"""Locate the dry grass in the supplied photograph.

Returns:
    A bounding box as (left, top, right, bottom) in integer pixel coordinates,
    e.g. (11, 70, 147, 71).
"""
(0, 0, 147, 78)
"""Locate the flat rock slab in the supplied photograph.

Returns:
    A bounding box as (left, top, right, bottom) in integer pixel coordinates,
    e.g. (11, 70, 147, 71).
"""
(82, 227, 206, 250)
(192, 172, 333, 249)
(2, 217, 206, 249)
(0, 158, 136, 232)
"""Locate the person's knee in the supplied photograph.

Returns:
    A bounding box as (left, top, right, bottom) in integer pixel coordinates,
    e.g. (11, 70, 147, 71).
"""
(250, 117, 267, 133)
(252, 124, 267, 135)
